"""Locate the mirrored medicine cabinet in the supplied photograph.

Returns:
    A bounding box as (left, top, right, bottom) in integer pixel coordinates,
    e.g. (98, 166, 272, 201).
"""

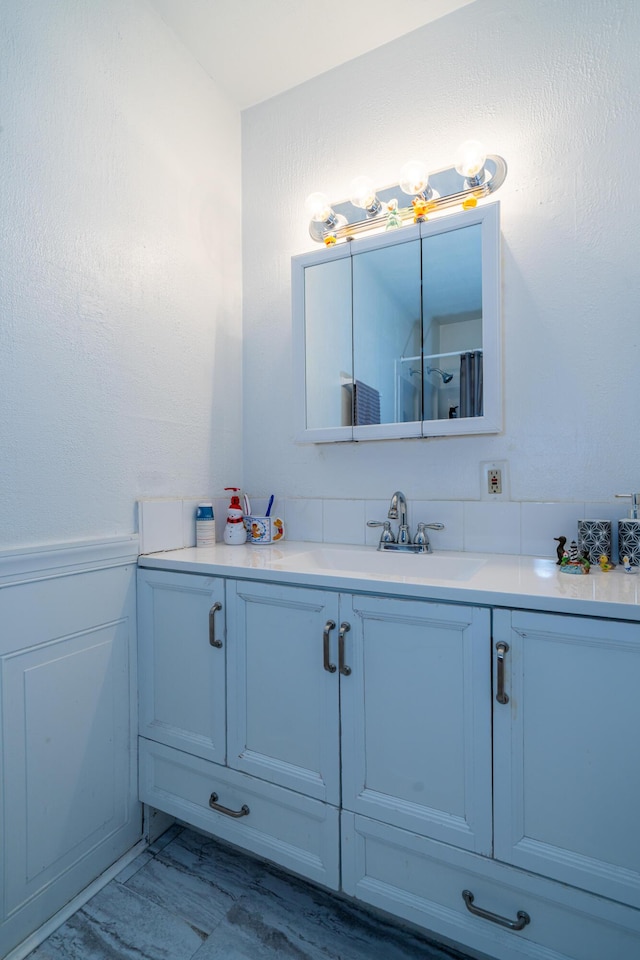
(292, 202, 501, 443)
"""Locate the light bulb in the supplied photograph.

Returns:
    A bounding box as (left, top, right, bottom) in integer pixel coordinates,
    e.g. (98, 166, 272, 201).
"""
(454, 140, 487, 181)
(399, 160, 429, 197)
(305, 192, 333, 223)
(349, 176, 378, 211)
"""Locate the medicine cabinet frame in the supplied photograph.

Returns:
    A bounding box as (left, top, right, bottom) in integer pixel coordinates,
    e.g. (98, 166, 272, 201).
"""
(292, 202, 501, 443)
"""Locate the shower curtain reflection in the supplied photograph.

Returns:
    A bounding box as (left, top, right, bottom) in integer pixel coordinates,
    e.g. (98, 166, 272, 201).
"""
(459, 351, 483, 417)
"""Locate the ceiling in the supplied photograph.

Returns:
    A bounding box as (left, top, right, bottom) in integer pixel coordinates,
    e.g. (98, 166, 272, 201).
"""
(147, 0, 476, 109)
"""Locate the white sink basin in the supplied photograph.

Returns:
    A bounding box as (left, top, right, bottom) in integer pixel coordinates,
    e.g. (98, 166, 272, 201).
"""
(289, 546, 485, 582)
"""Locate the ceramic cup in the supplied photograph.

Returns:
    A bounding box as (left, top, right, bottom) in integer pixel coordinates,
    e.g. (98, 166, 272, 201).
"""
(245, 515, 285, 545)
(618, 519, 640, 567)
(577, 519, 612, 565)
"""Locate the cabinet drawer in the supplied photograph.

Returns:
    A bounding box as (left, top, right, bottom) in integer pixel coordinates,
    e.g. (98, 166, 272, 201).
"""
(139, 738, 339, 890)
(341, 813, 640, 960)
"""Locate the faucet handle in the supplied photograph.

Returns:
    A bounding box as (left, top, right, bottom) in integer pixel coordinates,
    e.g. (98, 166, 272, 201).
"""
(367, 520, 396, 544)
(414, 523, 428, 547)
(414, 521, 445, 553)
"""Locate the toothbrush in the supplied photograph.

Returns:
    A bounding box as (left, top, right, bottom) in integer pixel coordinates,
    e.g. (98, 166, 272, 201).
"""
(243, 493, 251, 516)
(266, 495, 274, 517)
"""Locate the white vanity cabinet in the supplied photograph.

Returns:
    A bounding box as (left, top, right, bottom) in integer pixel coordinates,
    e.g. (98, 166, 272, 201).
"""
(137, 562, 640, 960)
(345, 606, 640, 960)
(227, 583, 491, 850)
(492, 608, 640, 910)
(137, 570, 489, 890)
(137, 569, 341, 888)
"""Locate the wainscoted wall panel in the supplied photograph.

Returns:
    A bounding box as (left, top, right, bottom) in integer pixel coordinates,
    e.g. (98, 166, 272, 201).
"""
(0, 538, 141, 959)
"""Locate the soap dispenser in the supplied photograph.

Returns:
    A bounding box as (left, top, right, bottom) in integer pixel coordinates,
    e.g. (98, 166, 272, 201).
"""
(223, 487, 247, 545)
(616, 492, 640, 567)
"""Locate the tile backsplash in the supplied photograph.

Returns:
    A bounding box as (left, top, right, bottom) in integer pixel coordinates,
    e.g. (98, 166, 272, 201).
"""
(138, 497, 627, 562)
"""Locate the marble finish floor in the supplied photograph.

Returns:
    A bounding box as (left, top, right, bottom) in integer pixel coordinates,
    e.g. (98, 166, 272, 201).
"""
(27, 826, 480, 960)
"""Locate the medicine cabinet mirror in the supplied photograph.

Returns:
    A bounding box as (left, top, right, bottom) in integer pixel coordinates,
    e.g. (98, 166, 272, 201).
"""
(292, 202, 501, 442)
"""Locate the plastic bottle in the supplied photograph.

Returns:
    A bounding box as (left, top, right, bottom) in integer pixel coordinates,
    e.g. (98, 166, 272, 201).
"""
(196, 502, 216, 547)
(223, 487, 247, 545)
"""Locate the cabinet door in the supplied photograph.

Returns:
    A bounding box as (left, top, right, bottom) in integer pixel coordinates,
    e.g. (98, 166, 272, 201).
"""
(138, 568, 226, 764)
(493, 609, 640, 908)
(340, 595, 492, 854)
(292, 204, 501, 444)
(292, 243, 354, 443)
(226, 580, 340, 804)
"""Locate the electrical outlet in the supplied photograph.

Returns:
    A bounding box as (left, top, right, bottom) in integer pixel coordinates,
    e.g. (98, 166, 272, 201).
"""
(480, 461, 509, 500)
(487, 468, 502, 495)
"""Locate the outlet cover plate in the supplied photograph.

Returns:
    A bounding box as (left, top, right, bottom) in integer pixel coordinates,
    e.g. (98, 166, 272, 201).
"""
(480, 460, 509, 501)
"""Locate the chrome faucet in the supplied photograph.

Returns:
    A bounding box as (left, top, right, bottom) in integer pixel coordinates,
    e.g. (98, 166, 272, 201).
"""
(367, 491, 445, 553)
(388, 490, 411, 544)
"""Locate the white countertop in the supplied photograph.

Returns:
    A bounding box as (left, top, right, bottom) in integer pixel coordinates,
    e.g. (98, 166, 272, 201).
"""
(138, 541, 640, 621)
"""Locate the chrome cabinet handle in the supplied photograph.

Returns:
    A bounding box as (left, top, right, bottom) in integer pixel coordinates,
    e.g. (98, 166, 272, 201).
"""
(495, 641, 509, 704)
(323, 619, 337, 673)
(338, 622, 351, 676)
(462, 890, 530, 930)
(208, 792, 250, 818)
(209, 602, 223, 648)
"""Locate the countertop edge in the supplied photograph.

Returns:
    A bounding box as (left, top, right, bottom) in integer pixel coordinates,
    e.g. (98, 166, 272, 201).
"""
(138, 544, 640, 622)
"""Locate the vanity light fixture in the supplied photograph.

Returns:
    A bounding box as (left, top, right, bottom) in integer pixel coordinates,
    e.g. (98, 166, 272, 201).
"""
(398, 160, 436, 202)
(304, 192, 348, 234)
(348, 176, 382, 217)
(306, 142, 507, 244)
(454, 140, 488, 187)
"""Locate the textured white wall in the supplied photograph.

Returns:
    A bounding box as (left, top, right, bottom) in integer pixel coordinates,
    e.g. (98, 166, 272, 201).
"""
(241, 0, 640, 504)
(0, 0, 242, 550)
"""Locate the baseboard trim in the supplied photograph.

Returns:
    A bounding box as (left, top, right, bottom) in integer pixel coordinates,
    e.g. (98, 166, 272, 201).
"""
(3, 839, 149, 960)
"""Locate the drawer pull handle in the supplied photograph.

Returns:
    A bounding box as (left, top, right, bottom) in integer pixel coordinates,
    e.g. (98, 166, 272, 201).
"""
(462, 890, 530, 931)
(338, 622, 351, 676)
(323, 620, 337, 673)
(208, 792, 250, 818)
(495, 641, 509, 704)
(209, 602, 223, 648)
